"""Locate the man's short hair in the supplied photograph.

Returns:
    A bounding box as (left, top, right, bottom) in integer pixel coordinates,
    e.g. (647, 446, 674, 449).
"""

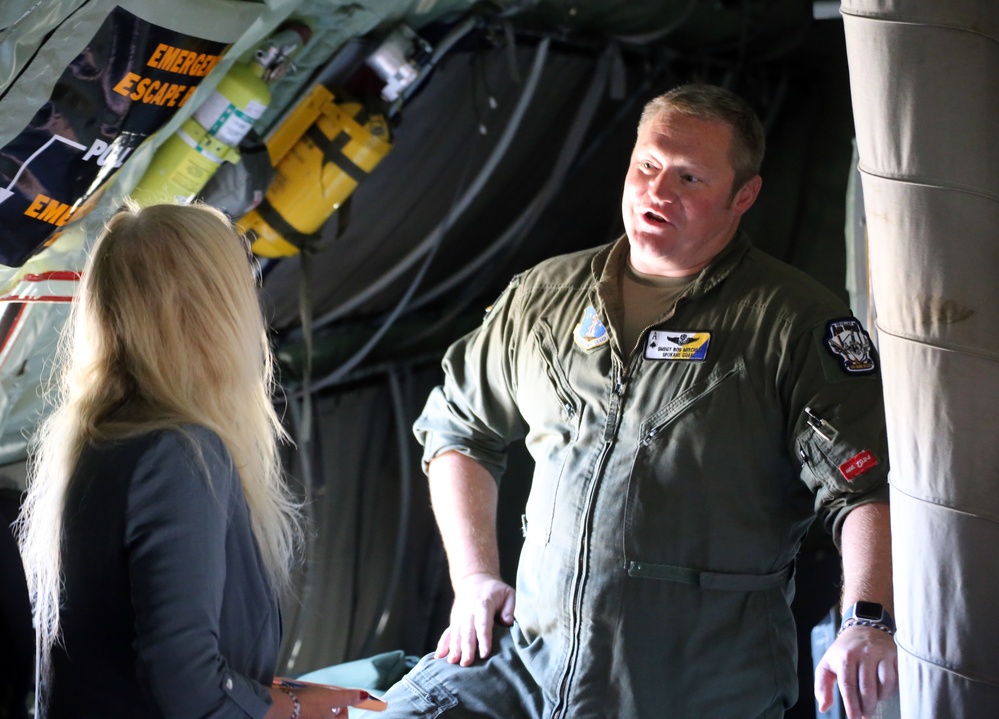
(638, 83, 765, 192)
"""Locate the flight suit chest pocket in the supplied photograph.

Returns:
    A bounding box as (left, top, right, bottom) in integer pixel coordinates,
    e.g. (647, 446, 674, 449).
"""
(638, 360, 744, 445)
(520, 320, 583, 547)
(527, 320, 582, 438)
(624, 357, 777, 569)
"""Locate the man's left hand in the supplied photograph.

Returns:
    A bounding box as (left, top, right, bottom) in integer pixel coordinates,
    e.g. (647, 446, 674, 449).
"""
(815, 625, 898, 718)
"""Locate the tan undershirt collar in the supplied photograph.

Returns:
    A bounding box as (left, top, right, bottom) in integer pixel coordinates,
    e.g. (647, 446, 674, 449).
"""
(619, 262, 694, 353)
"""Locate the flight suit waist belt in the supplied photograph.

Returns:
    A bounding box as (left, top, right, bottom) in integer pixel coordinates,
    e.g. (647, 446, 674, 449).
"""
(626, 561, 792, 591)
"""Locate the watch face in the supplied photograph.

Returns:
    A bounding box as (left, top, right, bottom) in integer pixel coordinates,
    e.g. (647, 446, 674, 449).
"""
(855, 601, 883, 621)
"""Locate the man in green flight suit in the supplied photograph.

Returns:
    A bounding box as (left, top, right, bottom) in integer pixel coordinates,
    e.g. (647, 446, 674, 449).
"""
(382, 83, 897, 719)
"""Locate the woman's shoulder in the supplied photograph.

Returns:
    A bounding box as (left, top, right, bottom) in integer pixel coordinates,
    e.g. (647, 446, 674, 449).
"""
(82, 424, 235, 493)
(84, 423, 224, 460)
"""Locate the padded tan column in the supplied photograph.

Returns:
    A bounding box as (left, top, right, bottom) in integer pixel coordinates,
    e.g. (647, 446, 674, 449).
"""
(842, 1, 999, 715)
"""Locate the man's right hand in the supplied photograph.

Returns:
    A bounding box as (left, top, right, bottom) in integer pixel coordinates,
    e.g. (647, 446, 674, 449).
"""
(435, 572, 515, 666)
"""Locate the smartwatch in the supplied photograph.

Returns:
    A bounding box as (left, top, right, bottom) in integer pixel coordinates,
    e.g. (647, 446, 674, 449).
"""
(840, 601, 896, 635)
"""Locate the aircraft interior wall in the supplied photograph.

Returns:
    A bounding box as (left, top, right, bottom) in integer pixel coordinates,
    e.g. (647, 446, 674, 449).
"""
(270, 24, 864, 719)
(0, 3, 892, 717)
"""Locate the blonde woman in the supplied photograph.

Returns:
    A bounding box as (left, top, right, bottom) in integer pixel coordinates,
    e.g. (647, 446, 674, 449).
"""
(17, 203, 367, 718)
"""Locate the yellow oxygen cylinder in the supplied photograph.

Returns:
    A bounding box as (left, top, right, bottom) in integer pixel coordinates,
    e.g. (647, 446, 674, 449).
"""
(130, 58, 270, 205)
(243, 85, 392, 258)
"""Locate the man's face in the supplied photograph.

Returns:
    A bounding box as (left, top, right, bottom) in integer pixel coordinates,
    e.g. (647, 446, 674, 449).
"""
(621, 110, 761, 277)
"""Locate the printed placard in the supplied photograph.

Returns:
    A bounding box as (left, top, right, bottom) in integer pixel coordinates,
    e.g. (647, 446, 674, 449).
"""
(0, 7, 228, 267)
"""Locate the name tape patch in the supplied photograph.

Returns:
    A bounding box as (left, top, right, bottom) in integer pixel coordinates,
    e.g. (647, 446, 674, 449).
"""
(825, 318, 876, 375)
(574, 306, 610, 351)
(839, 449, 878, 481)
(645, 331, 711, 361)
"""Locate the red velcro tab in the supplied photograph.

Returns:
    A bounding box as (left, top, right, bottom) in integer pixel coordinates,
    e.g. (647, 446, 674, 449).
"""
(839, 450, 878, 481)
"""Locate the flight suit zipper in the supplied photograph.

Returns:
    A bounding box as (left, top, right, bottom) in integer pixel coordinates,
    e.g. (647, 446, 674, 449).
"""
(551, 360, 629, 719)
(550, 286, 678, 716)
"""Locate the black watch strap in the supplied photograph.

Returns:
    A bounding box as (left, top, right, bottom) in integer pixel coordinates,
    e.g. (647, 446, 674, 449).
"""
(840, 601, 896, 635)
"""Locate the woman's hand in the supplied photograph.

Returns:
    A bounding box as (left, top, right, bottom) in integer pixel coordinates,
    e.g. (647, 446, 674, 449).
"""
(269, 679, 371, 718)
(297, 683, 369, 717)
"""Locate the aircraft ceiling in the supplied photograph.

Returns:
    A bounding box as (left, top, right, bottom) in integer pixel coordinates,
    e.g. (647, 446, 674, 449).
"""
(0, 0, 847, 466)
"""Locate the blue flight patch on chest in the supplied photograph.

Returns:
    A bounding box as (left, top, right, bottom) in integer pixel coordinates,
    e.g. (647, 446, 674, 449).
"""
(824, 318, 876, 374)
(574, 306, 610, 351)
(645, 330, 711, 361)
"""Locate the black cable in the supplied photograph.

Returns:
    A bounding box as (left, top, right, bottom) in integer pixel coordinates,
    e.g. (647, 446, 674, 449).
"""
(293, 35, 552, 335)
(287, 39, 553, 398)
(280, 395, 318, 674)
(357, 365, 413, 658)
(609, 0, 698, 47)
(399, 41, 617, 346)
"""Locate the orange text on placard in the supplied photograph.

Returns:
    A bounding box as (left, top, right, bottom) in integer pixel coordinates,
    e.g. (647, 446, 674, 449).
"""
(146, 44, 222, 77)
(111, 74, 197, 107)
(23, 195, 76, 226)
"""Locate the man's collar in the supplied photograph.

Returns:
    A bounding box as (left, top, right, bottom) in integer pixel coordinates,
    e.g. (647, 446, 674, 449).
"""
(593, 231, 752, 296)
(689, 230, 751, 296)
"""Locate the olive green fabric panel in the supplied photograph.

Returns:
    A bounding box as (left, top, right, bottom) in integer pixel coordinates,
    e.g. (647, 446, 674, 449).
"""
(521, 0, 810, 49)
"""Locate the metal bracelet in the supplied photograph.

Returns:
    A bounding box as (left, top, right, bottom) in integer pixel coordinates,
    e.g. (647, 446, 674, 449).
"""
(838, 617, 895, 636)
(278, 685, 301, 719)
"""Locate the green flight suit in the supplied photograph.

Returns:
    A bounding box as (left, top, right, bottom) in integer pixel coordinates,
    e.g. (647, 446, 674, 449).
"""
(397, 233, 890, 718)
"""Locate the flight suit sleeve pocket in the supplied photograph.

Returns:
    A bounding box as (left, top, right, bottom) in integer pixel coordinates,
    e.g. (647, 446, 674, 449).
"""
(794, 405, 888, 496)
(794, 404, 890, 544)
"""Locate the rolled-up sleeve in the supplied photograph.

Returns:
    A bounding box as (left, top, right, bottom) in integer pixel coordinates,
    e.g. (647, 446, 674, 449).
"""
(786, 317, 891, 546)
(414, 276, 529, 482)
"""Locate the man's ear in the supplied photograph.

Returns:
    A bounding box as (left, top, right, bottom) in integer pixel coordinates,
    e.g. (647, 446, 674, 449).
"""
(732, 175, 762, 215)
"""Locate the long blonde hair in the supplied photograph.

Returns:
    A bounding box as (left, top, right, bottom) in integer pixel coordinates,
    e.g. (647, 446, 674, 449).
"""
(17, 202, 300, 674)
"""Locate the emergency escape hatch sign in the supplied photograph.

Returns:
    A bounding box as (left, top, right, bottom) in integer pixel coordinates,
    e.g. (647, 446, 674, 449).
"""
(0, 7, 228, 267)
